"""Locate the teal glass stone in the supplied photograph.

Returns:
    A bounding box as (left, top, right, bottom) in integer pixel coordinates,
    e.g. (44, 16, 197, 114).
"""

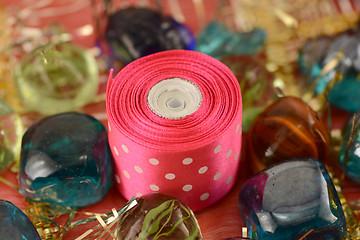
(239, 159, 346, 240)
(298, 28, 360, 112)
(339, 112, 360, 183)
(19, 112, 113, 208)
(196, 21, 266, 59)
(0, 200, 41, 240)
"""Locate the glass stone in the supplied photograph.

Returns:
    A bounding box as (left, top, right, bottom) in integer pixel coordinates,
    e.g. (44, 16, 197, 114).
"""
(239, 159, 347, 240)
(221, 55, 275, 130)
(19, 112, 113, 208)
(339, 112, 360, 183)
(0, 200, 41, 240)
(298, 28, 360, 112)
(105, 7, 195, 66)
(247, 96, 331, 173)
(117, 193, 202, 240)
(16, 42, 99, 115)
(196, 21, 266, 59)
(0, 99, 23, 172)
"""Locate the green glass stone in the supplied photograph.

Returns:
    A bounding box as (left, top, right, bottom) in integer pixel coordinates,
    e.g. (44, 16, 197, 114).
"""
(339, 112, 360, 183)
(0, 200, 41, 240)
(196, 21, 266, 59)
(221, 55, 275, 130)
(16, 42, 99, 115)
(118, 193, 203, 240)
(0, 99, 23, 172)
(19, 112, 113, 208)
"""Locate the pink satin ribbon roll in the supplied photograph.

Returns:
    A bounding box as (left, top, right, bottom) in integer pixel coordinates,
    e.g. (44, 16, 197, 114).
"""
(106, 50, 242, 211)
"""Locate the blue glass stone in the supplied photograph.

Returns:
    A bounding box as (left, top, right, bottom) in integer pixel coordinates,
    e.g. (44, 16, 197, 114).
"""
(0, 200, 41, 240)
(19, 112, 113, 208)
(239, 159, 346, 240)
(298, 28, 360, 112)
(339, 112, 360, 183)
(196, 21, 266, 59)
(105, 7, 195, 66)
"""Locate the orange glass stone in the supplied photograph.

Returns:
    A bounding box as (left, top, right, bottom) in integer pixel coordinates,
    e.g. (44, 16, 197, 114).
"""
(247, 96, 331, 173)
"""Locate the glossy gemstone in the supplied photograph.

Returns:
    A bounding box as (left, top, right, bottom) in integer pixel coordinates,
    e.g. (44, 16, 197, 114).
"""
(239, 159, 347, 240)
(16, 42, 99, 115)
(339, 112, 360, 183)
(247, 96, 331, 173)
(19, 112, 113, 208)
(105, 7, 195, 66)
(221, 55, 275, 130)
(0, 99, 23, 172)
(118, 193, 202, 239)
(298, 28, 360, 112)
(0, 200, 41, 240)
(196, 21, 266, 59)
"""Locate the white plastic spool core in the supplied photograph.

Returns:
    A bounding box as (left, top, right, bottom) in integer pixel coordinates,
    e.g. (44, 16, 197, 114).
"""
(147, 78, 202, 119)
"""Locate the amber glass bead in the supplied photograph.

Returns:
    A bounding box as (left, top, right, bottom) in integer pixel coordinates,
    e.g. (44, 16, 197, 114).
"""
(247, 96, 331, 173)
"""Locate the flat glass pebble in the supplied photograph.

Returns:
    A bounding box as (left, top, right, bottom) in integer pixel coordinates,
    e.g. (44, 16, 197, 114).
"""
(239, 159, 346, 240)
(298, 28, 360, 112)
(196, 21, 266, 59)
(247, 96, 331, 172)
(105, 7, 195, 66)
(19, 112, 113, 208)
(0, 99, 23, 172)
(0, 200, 41, 240)
(117, 193, 202, 239)
(16, 42, 99, 115)
(339, 112, 360, 183)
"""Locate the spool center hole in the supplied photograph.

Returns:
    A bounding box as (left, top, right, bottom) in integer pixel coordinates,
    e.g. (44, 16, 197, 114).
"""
(166, 97, 185, 110)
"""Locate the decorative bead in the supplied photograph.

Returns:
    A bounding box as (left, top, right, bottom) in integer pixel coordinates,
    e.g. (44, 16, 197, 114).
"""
(16, 42, 99, 115)
(247, 96, 331, 173)
(221, 55, 275, 130)
(196, 21, 266, 59)
(105, 7, 195, 66)
(0, 99, 23, 172)
(117, 193, 202, 239)
(239, 159, 347, 240)
(298, 28, 360, 112)
(0, 200, 41, 240)
(19, 112, 113, 208)
(339, 112, 360, 183)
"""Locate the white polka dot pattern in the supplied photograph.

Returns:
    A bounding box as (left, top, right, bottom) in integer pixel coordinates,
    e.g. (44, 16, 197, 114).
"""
(123, 170, 130, 179)
(235, 151, 240, 161)
(226, 175, 232, 184)
(165, 173, 176, 180)
(113, 146, 119, 156)
(182, 158, 193, 165)
(108, 122, 111, 132)
(122, 144, 129, 153)
(150, 184, 159, 191)
(214, 172, 222, 181)
(226, 149, 232, 158)
(200, 193, 210, 201)
(149, 158, 159, 165)
(115, 174, 120, 184)
(134, 166, 143, 173)
(198, 166, 208, 174)
(183, 185, 193, 192)
(214, 145, 222, 153)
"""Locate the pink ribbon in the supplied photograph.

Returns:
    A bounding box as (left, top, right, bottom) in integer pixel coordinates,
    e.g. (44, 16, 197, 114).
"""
(106, 50, 242, 211)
